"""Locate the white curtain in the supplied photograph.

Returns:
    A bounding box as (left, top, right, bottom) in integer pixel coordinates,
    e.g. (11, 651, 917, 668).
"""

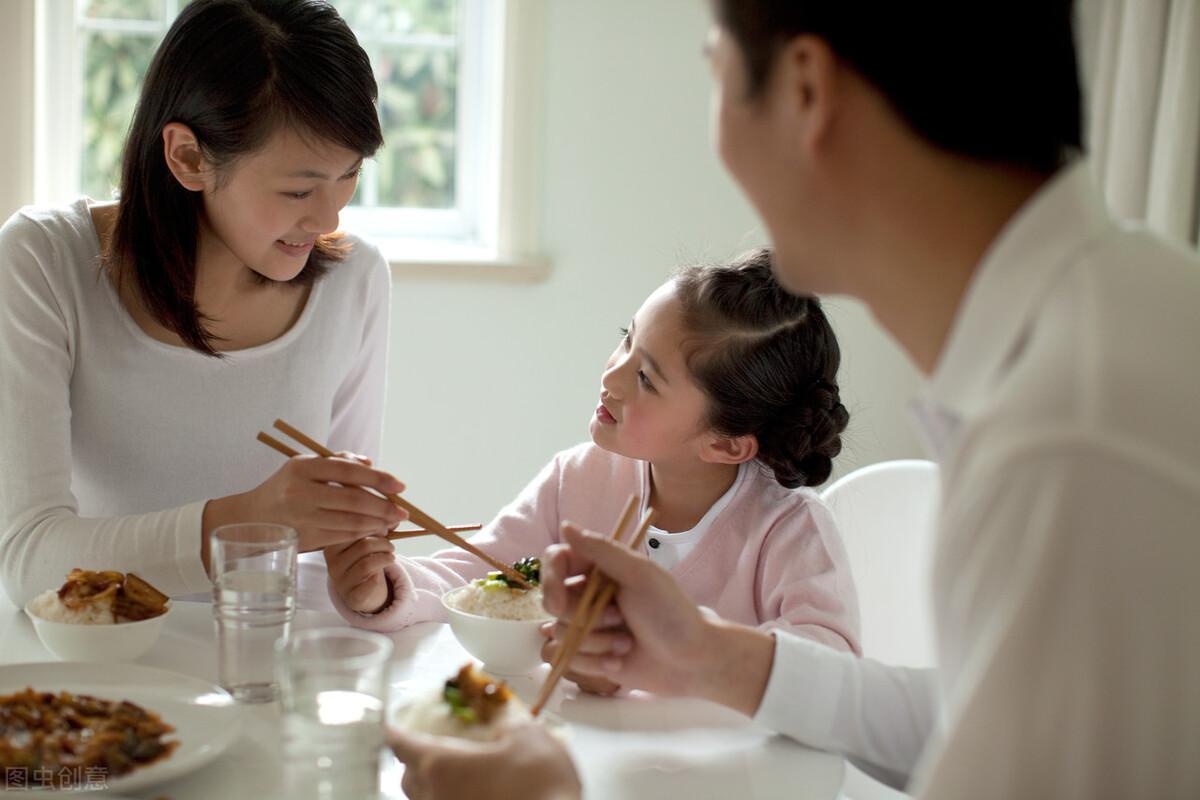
(1079, 0, 1200, 246)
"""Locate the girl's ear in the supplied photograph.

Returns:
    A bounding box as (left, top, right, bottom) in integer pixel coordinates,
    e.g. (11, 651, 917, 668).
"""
(700, 432, 759, 466)
(162, 122, 209, 192)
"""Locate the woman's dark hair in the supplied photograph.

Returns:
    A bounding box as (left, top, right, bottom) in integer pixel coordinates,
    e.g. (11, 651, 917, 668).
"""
(674, 249, 849, 489)
(106, 0, 384, 355)
(711, 0, 1082, 175)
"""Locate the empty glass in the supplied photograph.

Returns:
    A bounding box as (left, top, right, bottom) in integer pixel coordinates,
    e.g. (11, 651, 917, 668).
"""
(278, 628, 394, 800)
(209, 523, 298, 703)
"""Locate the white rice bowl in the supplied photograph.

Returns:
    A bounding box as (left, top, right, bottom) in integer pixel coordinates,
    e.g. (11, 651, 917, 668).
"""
(394, 685, 532, 742)
(24, 593, 170, 662)
(441, 585, 552, 675)
(27, 589, 117, 625)
(444, 582, 548, 621)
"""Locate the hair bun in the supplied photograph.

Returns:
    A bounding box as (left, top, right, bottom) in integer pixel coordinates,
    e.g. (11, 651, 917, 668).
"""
(761, 382, 848, 489)
(804, 380, 838, 412)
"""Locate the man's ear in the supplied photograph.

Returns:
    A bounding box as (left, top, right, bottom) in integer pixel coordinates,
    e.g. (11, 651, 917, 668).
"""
(700, 432, 759, 466)
(162, 122, 208, 192)
(773, 33, 842, 157)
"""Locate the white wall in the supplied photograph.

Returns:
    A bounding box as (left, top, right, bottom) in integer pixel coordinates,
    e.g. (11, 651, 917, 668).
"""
(383, 0, 924, 556)
(0, 0, 35, 221)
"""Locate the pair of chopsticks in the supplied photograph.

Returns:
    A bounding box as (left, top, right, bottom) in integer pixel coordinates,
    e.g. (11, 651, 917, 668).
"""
(257, 419, 531, 590)
(531, 495, 654, 716)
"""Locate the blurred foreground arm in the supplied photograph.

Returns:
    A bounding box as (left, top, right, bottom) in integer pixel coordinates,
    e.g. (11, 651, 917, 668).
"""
(388, 724, 580, 800)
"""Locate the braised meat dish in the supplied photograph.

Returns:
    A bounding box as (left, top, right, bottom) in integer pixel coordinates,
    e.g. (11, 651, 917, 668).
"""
(0, 688, 178, 788)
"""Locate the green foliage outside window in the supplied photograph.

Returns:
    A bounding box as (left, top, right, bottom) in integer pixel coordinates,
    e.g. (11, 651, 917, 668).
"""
(83, 0, 162, 21)
(82, 32, 157, 200)
(79, 0, 459, 210)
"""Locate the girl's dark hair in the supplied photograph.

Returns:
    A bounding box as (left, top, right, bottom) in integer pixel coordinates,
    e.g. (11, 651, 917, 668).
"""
(675, 249, 849, 489)
(711, 0, 1082, 175)
(105, 0, 384, 355)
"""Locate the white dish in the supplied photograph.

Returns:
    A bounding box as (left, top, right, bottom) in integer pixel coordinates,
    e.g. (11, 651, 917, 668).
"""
(24, 600, 171, 662)
(0, 661, 242, 794)
(441, 586, 552, 675)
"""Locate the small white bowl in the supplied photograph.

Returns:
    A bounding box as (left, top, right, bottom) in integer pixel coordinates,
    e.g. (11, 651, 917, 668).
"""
(24, 600, 171, 662)
(441, 586, 551, 675)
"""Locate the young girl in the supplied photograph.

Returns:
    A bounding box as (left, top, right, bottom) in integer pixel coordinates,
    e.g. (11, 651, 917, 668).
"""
(329, 248, 861, 664)
(0, 0, 405, 607)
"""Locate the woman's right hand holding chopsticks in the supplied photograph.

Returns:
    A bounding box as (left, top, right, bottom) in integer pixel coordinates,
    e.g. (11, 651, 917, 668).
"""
(204, 452, 408, 555)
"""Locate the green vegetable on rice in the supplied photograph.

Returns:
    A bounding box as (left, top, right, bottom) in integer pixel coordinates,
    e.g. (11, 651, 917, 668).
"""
(472, 556, 540, 592)
(442, 684, 477, 723)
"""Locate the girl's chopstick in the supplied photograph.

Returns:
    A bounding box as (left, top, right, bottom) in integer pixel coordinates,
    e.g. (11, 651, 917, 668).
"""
(531, 502, 654, 717)
(257, 422, 531, 590)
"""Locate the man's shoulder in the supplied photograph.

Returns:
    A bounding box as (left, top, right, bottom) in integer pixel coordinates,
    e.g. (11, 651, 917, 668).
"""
(981, 226, 1200, 469)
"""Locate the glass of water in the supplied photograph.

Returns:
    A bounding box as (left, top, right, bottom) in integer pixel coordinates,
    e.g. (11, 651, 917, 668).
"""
(210, 523, 298, 703)
(277, 628, 394, 800)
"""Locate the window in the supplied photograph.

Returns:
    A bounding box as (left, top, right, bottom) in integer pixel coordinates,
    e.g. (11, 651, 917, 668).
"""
(35, 0, 540, 267)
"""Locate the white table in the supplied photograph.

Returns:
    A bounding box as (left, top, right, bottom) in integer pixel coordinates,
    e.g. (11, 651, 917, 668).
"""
(0, 599, 844, 799)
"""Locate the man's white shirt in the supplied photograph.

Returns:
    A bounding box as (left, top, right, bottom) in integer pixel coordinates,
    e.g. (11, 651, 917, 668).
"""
(753, 162, 1200, 799)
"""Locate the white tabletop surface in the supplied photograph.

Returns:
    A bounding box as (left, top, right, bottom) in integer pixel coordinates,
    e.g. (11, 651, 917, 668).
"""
(0, 598, 844, 799)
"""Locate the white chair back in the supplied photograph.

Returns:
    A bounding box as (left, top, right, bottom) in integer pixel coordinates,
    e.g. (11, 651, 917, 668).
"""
(821, 459, 940, 669)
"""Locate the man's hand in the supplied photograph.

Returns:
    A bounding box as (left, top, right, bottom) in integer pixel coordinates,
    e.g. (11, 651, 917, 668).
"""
(540, 522, 776, 715)
(539, 628, 623, 695)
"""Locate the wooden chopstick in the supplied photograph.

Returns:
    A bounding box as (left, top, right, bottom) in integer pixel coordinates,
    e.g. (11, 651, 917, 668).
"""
(254, 435, 481, 542)
(574, 511, 654, 645)
(550, 495, 638, 670)
(258, 421, 531, 590)
(257, 431, 300, 458)
(387, 524, 482, 540)
(531, 503, 654, 717)
(530, 496, 633, 718)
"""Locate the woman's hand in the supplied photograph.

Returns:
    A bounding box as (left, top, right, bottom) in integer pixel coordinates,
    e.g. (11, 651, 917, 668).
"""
(388, 724, 580, 800)
(246, 453, 406, 551)
(203, 452, 407, 566)
(324, 534, 397, 614)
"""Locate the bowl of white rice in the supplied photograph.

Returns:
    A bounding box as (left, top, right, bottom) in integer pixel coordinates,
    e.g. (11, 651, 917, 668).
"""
(442, 578, 552, 676)
(25, 588, 170, 663)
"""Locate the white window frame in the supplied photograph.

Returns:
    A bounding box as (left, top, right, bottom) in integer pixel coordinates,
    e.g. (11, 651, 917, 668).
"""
(34, 0, 546, 274)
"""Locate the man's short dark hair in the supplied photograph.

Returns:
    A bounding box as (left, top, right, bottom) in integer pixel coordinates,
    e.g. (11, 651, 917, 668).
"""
(711, 1, 1082, 175)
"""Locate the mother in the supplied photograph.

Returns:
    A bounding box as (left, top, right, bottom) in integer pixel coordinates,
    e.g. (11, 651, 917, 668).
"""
(0, 0, 406, 607)
(392, 2, 1200, 799)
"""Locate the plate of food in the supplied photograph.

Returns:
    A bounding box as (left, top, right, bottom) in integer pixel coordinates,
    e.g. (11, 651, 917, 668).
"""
(0, 661, 241, 794)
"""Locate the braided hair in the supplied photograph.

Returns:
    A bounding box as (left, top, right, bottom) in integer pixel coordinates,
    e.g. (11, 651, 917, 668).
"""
(674, 249, 849, 488)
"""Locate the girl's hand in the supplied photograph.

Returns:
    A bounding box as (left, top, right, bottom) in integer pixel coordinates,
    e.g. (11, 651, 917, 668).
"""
(539, 623, 622, 696)
(240, 453, 407, 552)
(325, 534, 397, 614)
(389, 723, 580, 800)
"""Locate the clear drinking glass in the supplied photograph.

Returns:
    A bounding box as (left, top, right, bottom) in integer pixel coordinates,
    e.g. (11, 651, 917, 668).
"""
(209, 523, 298, 703)
(278, 628, 394, 800)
